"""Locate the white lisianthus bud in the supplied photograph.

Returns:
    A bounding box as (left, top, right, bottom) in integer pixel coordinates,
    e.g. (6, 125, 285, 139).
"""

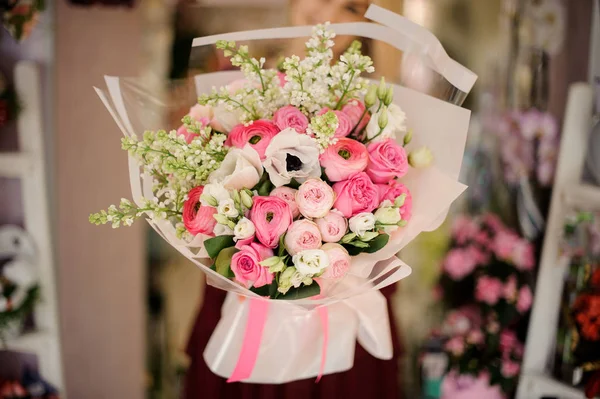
(377, 77, 387, 100)
(394, 194, 407, 207)
(278, 267, 297, 294)
(383, 86, 394, 106)
(403, 130, 412, 146)
(233, 217, 255, 241)
(200, 194, 218, 207)
(218, 199, 239, 218)
(213, 213, 231, 225)
(359, 231, 379, 242)
(408, 146, 433, 168)
(374, 206, 402, 225)
(364, 84, 378, 109)
(378, 108, 388, 130)
(260, 256, 286, 273)
(292, 249, 330, 276)
(240, 190, 253, 209)
(349, 212, 376, 237)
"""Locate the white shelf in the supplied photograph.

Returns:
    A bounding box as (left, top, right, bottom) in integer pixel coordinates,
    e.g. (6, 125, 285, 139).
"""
(520, 373, 588, 399)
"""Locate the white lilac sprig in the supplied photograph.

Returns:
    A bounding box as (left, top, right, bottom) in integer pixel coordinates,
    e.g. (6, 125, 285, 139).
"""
(330, 40, 374, 110)
(306, 110, 339, 150)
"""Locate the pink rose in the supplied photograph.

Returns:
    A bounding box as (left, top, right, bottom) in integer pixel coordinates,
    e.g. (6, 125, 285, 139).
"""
(249, 196, 293, 248)
(376, 180, 412, 221)
(273, 105, 309, 133)
(226, 120, 280, 159)
(341, 100, 370, 134)
(445, 336, 465, 356)
(493, 230, 521, 260)
(182, 186, 217, 236)
(444, 249, 477, 280)
(366, 139, 409, 183)
(317, 108, 353, 137)
(320, 138, 368, 182)
(296, 179, 335, 218)
(315, 210, 348, 242)
(441, 371, 505, 399)
(332, 172, 380, 217)
(501, 360, 520, 378)
(516, 286, 532, 313)
(320, 243, 351, 279)
(284, 219, 322, 255)
(270, 186, 300, 218)
(475, 276, 503, 305)
(230, 242, 274, 288)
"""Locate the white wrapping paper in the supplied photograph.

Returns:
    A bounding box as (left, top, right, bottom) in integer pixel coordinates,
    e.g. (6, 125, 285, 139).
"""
(94, 4, 475, 383)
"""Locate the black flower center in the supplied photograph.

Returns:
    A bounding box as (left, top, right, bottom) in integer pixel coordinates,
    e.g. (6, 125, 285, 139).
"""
(266, 212, 274, 222)
(249, 135, 262, 144)
(286, 154, 303, 171)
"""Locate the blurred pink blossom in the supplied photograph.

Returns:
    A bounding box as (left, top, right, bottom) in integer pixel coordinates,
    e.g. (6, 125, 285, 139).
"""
(475, 276, 503, 305)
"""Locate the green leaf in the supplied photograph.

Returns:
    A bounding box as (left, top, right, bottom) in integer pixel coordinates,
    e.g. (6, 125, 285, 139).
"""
(276, 283, 320, 300)
(268, 279, 278, 298)
(215, 246, 238, 278)
(249, 284, 271, 297)
(365, 233, 389, 253)
(287, 179, 301, 189)
(204, 235, 235, 259)
(343, 233, 390, 256)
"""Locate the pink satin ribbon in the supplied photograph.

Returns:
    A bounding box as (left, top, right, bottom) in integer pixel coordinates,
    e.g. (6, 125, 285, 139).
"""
(227, 298, 330, 383)
(227, 298, 270, 383)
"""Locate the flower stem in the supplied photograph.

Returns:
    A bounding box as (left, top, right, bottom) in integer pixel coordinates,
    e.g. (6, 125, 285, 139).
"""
(334, 69, 356, 110)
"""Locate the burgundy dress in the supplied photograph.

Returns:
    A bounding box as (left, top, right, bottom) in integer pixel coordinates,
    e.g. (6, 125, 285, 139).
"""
(183, 284, 402, 399)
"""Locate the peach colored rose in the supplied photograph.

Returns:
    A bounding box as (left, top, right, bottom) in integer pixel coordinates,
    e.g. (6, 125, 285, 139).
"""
(284, 220, 322, 256)
(296, 179, 335, 218)
(231, 242, 274, 288)
(332, 172, 379, 218)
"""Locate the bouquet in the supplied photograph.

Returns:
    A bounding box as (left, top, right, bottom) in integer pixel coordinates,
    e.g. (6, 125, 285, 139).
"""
(91, 5, 475, 383)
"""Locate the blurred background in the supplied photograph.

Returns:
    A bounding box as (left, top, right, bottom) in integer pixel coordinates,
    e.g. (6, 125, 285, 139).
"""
(0, 0, 599, 398)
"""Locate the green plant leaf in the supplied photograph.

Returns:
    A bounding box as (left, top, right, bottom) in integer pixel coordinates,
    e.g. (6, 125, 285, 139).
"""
(250, 284, 271, 297)
(278, 234, 287, 257)
(343, 233, 390, 256)
(215, 246, 238, 278)
(204, 235, 235, 259)
(276, 283, 320, 300)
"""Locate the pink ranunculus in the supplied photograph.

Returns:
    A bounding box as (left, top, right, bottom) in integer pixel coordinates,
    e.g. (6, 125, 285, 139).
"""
(516, 285, 533, 313)
(467, 245, 490, 265)
(320, 243, 351, 279)
(475, 276, 503, 305)
(317, 108, 353, 137)
(176, 104, 213, 143)
(230, 242, 274, 288)
(444, 249, 477, 280)
(315, 210, 348, 242)
(284, 219, 322, 256)
(342, 99, 370, 134)
(182, 186, 217, 236)
(296, 179, 335, 218)
(270, 186, 300, 218)
(445, 336, 465, 356)
(503, 275, 518, 302)
(226, 120, 280, 160)
(365, 138, 409, 183)
(501, 360, 520, 378)
(332, 172, 380, 218)
(249, 196, 293, 248)
(273, 105, 309, 133)
(320, 138, 368, 182)
(441, 371, 505, 399)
